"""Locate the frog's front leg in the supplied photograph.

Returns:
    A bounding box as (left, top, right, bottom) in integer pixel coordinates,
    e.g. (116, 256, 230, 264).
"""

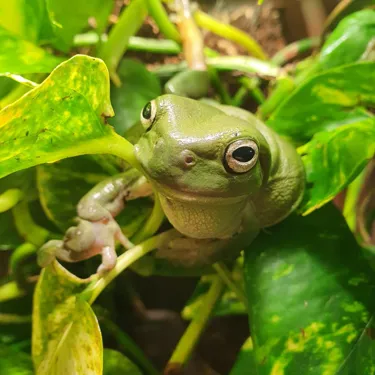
(38, 169, 152, 274)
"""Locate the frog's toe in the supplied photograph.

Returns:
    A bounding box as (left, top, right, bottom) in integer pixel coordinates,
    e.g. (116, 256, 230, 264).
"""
(96, 245, 117, 275)
(37, 240, 64, 268)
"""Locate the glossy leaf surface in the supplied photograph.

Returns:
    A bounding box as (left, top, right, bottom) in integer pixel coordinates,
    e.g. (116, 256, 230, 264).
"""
(299, 118, 375, 215)
(32, 261, 102, 375)
(0, 55, 133, 180)
(268, 62, 375, 142)
(319, 10, 375, 70)
(244, 204, 375, 374)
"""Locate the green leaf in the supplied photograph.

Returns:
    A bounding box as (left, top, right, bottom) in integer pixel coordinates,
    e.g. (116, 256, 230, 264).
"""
(319, 10, 375, 70)
(268, 62, 375, 142)
(0, 0, 45, 42)
(0, 25, 64, 74)
(299, 118, 375, 215)
(0, 54, 134, 180)
(229, 337, 257, 375)
(32, 261, 102, 374)
(244, 204, 375, 374)
(46, 0, 114, 51)
(109, 59, 162, 135)
(298, 9, 375, 81)
(0, 343, 34, 375)
(103, 349, 142, 375)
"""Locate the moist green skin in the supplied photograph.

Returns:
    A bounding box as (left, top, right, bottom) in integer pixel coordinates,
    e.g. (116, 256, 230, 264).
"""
(38, 95, 305, 272)
(135, 95, 305, 239)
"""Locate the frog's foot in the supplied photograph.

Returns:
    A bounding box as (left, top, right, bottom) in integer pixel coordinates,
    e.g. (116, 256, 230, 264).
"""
(38, 218, 133, 275)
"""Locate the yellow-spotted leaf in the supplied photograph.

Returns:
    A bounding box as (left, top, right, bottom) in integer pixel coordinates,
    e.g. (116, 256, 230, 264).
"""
(229, 337, 257, 375)
(0, 54, 134, 180)
(299, 118, 375, 215)
(244, 204, 375, 374)
(32, 261, 102, 375)
(267, 62, 375, 142)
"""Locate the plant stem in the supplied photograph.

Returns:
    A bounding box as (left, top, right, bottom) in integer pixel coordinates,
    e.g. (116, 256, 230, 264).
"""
(239, 77, 265, 104)
(212, 262, 248, 309)
(271, 37, 320, 66)
(145, 0, 181, 42)
(1, 73, 38, 87)
(194, 10, 268, 60)
(165, 276, 224, 373)
(12, 201, 50, 247)
(207, 56, 280, 77)
(0, 281, 26, 302)
(129, 36, 181, 54)
(10, 242, 38, 289)
(108, 133, 141, 170)
(0, 188, 24, 213)
(98, 0, 148, 85)
(0, 313, 31, 324)
(100, 317, 160, 375)
(82, 233, 167, 304)
(209, 69, 231, 105)
(75, 33, 182, 54)
(152, 56, 280, 78)
(131, 193, 164, 244)
(175, 0, 206, 70)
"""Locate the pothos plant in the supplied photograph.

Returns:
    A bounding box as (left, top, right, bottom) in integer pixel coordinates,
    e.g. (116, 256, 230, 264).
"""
(0, 0, 374, 374)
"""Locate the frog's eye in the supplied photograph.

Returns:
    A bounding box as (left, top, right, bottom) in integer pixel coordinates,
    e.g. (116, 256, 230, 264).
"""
(224, 139, 258, 174)
(140, 101, 156, 131)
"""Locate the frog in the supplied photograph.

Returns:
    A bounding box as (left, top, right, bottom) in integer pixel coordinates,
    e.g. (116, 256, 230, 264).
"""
(38, 94, 305, 274)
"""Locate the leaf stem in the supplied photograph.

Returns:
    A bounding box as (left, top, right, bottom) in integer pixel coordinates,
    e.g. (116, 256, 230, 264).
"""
(0, 281, 26, 302)
(10, 242, 38, 289)
(145, 0, 181, 42)
(131, 192, 164, 244)
(82, 232, 167, 304)
(0, 188, 24, 213)
(98, 0, 148, 84)
(151, 56, 280, 78)
(212, 262, 248, 309)
(271, 37, 320, 66)
(194, 10, 268, 60)
(12, 201, 50, 247)
(165, 276, 224, 373)
(175, 0, 206, 70)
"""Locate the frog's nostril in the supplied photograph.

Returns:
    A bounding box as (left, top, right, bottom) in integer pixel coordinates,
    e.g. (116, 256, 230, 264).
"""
(180, 150, 196, 168)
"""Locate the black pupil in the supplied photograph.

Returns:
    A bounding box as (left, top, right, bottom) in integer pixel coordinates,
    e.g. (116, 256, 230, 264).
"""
(142, 102, 152, 120)
(232, 146, 255, 162)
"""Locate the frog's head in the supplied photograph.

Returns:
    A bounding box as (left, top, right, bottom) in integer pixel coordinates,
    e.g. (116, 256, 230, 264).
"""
(134, 95, 271, 201)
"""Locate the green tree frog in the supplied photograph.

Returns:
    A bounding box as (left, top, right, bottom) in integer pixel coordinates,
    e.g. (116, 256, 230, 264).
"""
(38, 95, 305, 274)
